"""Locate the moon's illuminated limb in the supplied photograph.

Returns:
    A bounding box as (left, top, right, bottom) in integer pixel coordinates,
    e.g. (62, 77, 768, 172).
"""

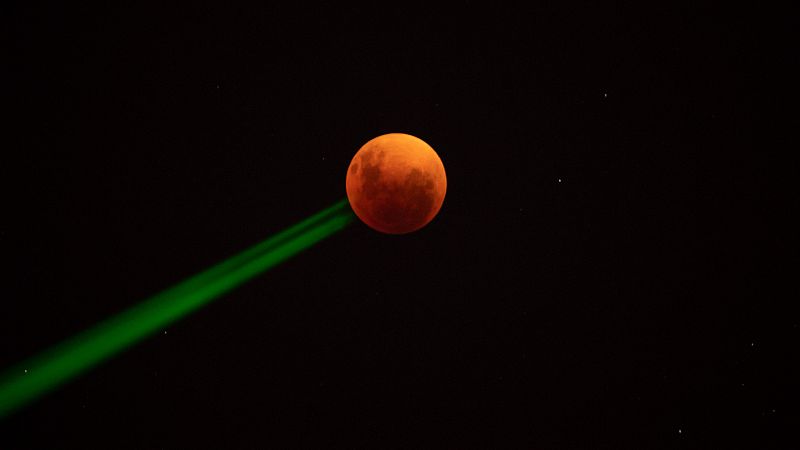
(0, 199, 353, 419)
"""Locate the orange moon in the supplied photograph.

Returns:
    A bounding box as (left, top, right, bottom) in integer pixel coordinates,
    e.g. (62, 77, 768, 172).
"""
(346, 133, 447, 234)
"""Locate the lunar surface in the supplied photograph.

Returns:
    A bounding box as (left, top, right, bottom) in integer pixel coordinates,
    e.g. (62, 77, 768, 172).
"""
(346, 133, 447, 234)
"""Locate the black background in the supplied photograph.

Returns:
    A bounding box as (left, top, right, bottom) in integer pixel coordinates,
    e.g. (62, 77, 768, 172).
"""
(3, 3, 783, 449)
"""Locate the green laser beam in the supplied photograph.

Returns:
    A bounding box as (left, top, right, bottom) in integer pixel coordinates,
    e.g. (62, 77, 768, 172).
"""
(0, 199, 354, 419)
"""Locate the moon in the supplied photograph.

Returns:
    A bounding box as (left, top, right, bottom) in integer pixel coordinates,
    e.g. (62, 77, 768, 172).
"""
(346, 133, 447, 234)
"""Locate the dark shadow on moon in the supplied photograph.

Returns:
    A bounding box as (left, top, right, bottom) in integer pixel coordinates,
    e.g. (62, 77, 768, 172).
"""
(354, 146, 439, 233)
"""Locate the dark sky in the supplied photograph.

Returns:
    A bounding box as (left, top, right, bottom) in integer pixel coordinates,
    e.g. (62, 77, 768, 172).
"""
(3, 3, 781, 449)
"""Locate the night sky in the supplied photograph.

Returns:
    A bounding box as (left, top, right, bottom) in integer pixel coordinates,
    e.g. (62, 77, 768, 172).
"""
(4, 4, 782, 449)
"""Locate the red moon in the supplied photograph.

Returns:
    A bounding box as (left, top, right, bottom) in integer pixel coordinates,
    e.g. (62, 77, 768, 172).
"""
(346, 133, 447, 234)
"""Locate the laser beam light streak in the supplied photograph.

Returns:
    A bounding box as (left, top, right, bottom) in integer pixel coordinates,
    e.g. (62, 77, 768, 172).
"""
(0, 199, 354, 419)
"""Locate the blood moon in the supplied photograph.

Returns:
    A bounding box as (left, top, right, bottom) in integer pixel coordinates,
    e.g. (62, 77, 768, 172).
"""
(346, 133, 447, 234)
